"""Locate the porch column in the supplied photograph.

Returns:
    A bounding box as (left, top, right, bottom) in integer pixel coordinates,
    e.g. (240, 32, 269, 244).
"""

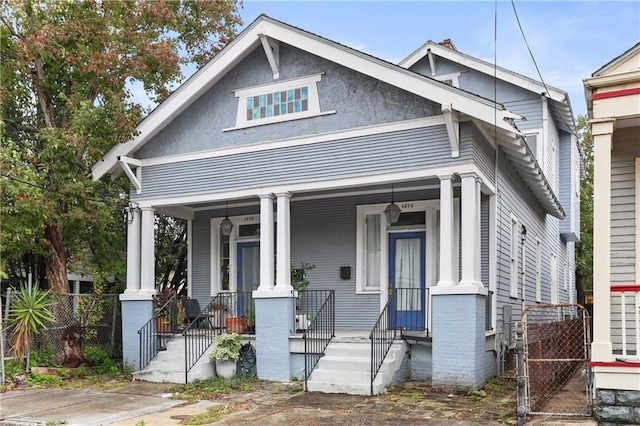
(275, 192, 292, 291)
(258, 194, 275, 291)
(592, 119, 614, 362)
(459, 173, 483, 287)
(125, 207, 141, 294)
(139, 206, 156, 294)
(438, 174, 456, 286)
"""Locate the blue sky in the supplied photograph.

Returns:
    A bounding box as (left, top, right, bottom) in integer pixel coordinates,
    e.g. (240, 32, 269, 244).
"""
(235, 0, 640, 117)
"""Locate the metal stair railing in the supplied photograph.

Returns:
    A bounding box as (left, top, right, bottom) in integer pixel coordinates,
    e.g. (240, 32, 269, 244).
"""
(303, 290, 335, 390)
(137, 292, 178, 370)
(182, 292, 254, 383)
(369, 300, 396, 396)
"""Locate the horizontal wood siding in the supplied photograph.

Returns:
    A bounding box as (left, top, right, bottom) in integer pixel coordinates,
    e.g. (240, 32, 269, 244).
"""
(559, 131, 579, 239)
(472, 124, 496, 185)
(136, 125, 459, 200)
(494, 150, 572, 321)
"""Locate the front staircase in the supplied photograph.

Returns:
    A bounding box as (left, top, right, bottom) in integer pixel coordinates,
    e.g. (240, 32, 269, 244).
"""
(306, 335, 408, 395)
(133, 334, 214, 384)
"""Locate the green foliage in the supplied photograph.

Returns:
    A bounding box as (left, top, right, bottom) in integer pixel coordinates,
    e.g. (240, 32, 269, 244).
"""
(575, 115, 593, 296)
(0, 1, 242, 293)
(45, 421, 68, 426)
(181, 406, 234, 425)
(27, 371, 63, 388)
(31, 343, 57, 367)
(83, 346, 120, 376)
(169, 375, 261, 400)
(3, 359, 26, 378)
(7, 284, 56, 359)
(209, 333, 242, 361)
(291, 262, 316, 292)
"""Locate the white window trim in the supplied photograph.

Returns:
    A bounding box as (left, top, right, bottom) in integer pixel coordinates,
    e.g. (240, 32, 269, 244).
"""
(510, 214, 519, 299)
(535, 238, 542, 303)
(434, 72, 461, 88)
(224, 73, 336, 131)
(210, 214, 262, 296)
(524, 129, 544, 169)
(356, 199, 444, 296)
(550, 252, 558, 304)
(564, 260, 569, 291)
(635, 157, 640, 283)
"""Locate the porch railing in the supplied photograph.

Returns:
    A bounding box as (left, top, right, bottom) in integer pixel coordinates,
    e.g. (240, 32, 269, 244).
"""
(611, 286, 640, 357)
(138, 292, 178, 370)
(369, 300, 396, 396)
(182, 291, 255, 383)
(303, 290, 335, 390)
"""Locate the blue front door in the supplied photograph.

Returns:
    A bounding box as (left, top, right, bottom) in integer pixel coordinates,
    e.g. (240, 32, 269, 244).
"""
(237, 241, 259, 316)
(389, 232, 426, 330)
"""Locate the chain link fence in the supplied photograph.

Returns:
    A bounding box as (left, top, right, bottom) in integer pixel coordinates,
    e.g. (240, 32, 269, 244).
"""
(520, 304, 592, 418)
(3, 290, 121, 363)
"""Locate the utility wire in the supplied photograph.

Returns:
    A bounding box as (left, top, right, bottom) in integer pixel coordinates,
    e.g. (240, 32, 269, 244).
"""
(2, 173, 116, 205)
(509, 0, 579, 139)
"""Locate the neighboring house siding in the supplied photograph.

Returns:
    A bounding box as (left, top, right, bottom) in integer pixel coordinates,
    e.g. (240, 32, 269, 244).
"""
(134, 125, 460, 201)
(610, 129, 639, 284)
(135, 44, 440, 159)
(559, 131, 579, 240)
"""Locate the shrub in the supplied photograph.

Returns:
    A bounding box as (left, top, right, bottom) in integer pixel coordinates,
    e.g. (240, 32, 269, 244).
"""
(209, 333, 241, 361)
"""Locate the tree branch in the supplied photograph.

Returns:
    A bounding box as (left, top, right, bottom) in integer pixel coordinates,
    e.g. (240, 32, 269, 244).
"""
(0, 15, 25, 40)
(2, 118, 39, 133)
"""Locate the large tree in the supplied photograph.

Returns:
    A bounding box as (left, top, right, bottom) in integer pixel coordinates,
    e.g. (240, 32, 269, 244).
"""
(0, 1, 241, 293)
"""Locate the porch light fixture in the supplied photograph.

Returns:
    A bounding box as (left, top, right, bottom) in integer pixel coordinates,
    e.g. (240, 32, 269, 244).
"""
(220, 202, 234, 237)
(384, 184, 401, 224)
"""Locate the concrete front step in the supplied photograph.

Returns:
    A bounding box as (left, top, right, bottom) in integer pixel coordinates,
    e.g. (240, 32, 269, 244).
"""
(307, 340, 407, 396)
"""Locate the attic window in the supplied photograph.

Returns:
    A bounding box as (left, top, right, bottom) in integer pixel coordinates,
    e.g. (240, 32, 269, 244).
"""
(224, 73, 335, 132)
(434, 72, 461, 88)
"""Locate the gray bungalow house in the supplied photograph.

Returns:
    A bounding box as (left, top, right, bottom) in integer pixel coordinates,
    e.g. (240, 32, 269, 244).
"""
(92, 15, 579, 394)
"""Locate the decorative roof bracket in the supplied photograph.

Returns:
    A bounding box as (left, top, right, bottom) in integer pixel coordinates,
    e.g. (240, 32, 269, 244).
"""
(118, 156, 142, 194)
(442, 105, 460, 158)
(259, 33, 280, 79)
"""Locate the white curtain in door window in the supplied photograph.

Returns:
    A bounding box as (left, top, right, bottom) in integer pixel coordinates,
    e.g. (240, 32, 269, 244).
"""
(365, 214, 381, 289)
(242, 247, 261, 291)
(395, 238, 421, 311)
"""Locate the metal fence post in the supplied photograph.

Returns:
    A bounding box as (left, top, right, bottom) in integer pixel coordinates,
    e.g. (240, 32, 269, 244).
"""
(516, 320, 527, 426)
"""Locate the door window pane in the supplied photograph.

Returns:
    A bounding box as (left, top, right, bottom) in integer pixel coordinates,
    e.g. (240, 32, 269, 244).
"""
(395, 237, 421, 310)
(365, 214, 381, 290)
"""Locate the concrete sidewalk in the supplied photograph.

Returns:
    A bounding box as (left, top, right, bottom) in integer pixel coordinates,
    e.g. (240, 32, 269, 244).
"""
(0, 381, 213, 426)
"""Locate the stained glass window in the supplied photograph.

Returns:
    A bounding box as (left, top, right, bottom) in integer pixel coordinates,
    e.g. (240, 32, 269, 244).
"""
(245, 86, 309, 121)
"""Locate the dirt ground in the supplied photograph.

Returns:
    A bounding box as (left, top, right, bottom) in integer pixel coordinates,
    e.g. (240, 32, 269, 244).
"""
(178, 378, 518, 425)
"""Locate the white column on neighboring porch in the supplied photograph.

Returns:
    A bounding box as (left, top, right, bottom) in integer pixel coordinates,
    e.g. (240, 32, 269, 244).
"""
(125, 207, 141, 294)
(459, 173, 483, 287)
(258, 194, 275, 292)
(438, 174, 457, 286)
(139, 206, 156, 294)
(592, 119, 615, 362)
(275, 192, 292, 291)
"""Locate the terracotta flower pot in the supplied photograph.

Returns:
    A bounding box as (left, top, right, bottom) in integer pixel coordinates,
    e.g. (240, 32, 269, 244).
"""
(225, 317, 247, 333)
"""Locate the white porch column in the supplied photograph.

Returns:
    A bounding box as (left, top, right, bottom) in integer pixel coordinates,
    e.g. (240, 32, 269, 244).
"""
(139, 206, 156, 294)
(275, 192, 292, 290)
(592, 119, 614, 362)
(258, 194, 275, 291)
(460, 173, 483, 287)
(438, 174, 457, 286)
(125, 207, 141, 294)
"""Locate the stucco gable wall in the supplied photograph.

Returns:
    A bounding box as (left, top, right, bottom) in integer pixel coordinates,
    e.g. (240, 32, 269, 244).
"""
(135, 44, 440, 160)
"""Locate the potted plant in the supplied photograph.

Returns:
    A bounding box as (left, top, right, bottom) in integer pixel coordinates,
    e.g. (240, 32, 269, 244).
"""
(292, 262, 315, 331)
(243, 306, 256, 334)
(209, 332, 242, 378)
(209, 302, 228, 329)
(154, 288, 175, 334)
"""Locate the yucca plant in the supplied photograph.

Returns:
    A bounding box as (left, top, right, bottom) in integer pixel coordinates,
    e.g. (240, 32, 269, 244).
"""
(7, 285, 56, 360)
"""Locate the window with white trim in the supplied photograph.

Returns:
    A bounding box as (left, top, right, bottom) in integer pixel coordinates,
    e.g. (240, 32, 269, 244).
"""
(535, 238, 542, 302)
(434, 72, 461, 88)
(510, 214, 519, 299)
(226, 73, 334, 131)
(550, 252, 558, 304)
(524, 130, 543, 168)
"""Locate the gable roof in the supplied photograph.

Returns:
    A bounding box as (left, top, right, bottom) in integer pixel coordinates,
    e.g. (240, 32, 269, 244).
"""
(91, 15, 564, 218)
(92, 15, 520, 180)
(399, 40, 576, 134)
(592, 42, 640, 77)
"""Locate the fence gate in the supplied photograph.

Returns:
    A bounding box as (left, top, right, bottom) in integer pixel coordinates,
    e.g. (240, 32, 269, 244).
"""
(521, 304, 592, 418)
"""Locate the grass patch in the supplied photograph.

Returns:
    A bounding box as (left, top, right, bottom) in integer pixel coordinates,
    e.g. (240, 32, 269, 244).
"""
(180, 405, 235, 425)
(169, 375, 262, 400)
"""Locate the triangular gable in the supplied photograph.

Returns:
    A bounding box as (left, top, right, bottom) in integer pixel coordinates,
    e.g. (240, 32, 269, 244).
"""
(592, 42, 640, 77)
(399, 40, 575, 134)
(92, 14, 520, 181)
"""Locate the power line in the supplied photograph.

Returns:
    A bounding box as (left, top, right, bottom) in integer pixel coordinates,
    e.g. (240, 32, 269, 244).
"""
(2, 173, 116, 205)
(509, 0, 579, 140)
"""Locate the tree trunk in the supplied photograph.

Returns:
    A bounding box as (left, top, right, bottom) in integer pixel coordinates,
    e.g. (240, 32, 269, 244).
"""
(44, 223, 70, 293)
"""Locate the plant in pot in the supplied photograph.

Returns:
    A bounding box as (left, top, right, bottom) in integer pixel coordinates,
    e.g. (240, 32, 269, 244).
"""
(209, 332, 242, 378)
(154, 288, 175, 334)
(242, 307, 255, 334)
(292, 262, 315, 331)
